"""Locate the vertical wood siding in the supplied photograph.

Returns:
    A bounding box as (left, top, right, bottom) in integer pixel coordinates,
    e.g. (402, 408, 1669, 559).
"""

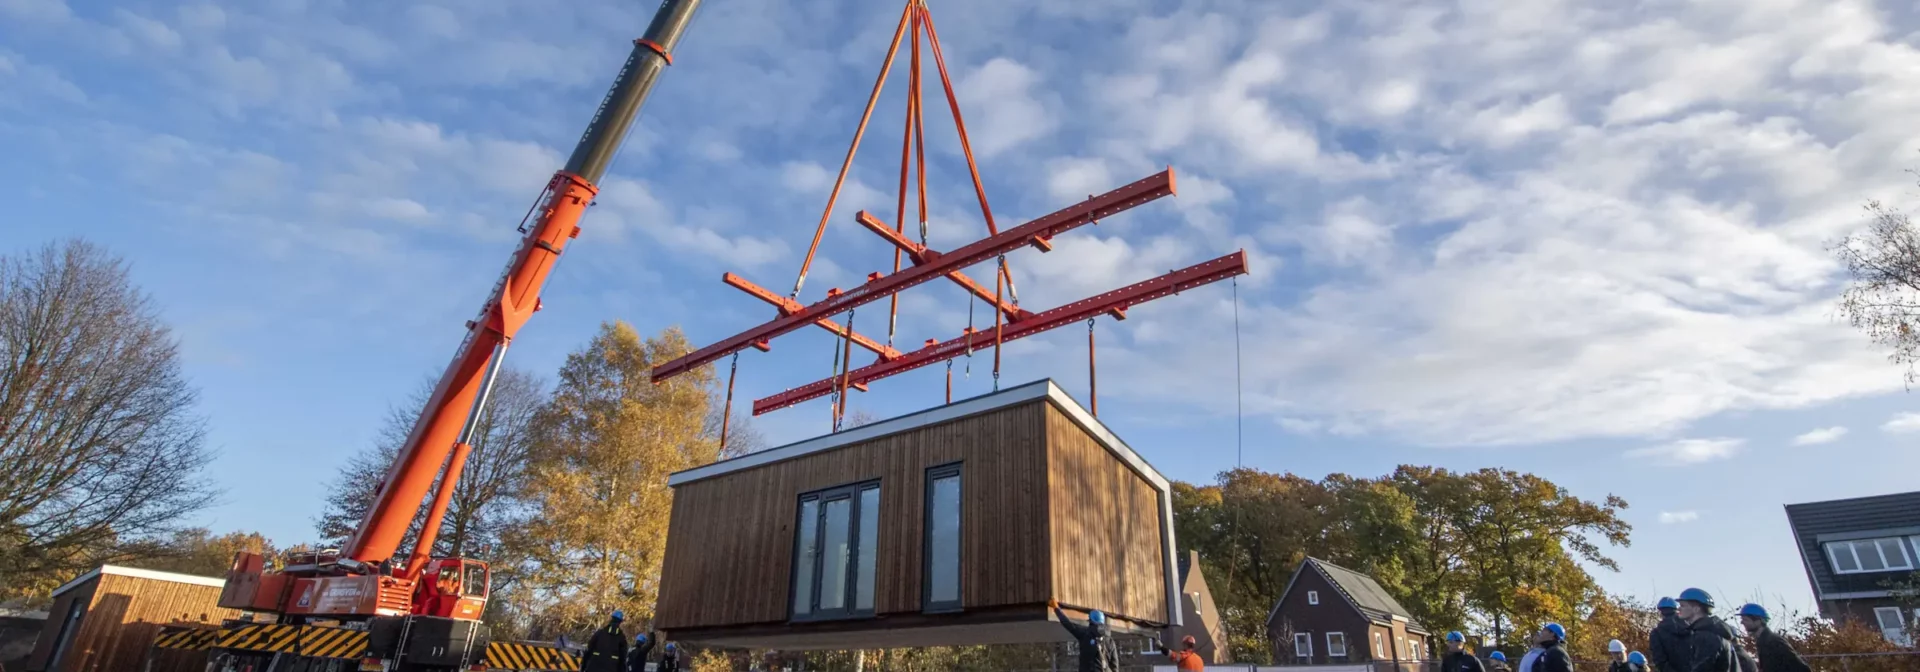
(655, 402, 1052, 629)
(28, 574, 237, 672)
(1045, 405, 1170, 624)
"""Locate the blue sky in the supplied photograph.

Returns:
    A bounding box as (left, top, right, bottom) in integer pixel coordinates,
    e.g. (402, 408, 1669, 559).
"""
(6, 0, 1920, 620)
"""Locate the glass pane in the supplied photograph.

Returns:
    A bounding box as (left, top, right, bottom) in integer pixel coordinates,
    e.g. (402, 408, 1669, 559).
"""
(1878, 538, 1910, 568)
(793, 499, 818, 615)
(929, 474, 961, 605)
(1858, 540, 1888, 571)
(820, 497, 852, 611)
(1830, 543, 1859, 572)
(855, 486, 880, 611)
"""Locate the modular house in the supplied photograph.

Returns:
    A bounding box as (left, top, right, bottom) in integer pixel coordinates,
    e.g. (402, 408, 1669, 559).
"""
(1784, 489, 1920, 645)
(24, 566, 240, 672)
(653, 379, 1182, 649)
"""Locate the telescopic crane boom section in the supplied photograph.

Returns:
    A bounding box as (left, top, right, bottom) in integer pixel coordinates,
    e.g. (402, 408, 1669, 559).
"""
(344, 0, 705, 572)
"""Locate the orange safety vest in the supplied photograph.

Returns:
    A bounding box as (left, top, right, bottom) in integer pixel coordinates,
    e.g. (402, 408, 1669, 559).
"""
(1169, 649, 1205, 671)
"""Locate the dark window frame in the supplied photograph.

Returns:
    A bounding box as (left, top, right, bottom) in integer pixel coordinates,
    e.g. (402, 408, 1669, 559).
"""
(922, 462, 964, 613)
(789, 478, 882, 622)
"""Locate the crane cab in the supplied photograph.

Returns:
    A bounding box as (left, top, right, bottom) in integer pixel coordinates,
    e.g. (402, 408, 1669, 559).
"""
(415, 558, 488, 620)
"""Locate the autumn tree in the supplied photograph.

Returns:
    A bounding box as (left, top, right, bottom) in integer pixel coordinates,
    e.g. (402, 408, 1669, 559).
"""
(126, 528, 274, 578)
(496, 322, 723, 634)
(1834, 187, 1920, 384)
(315, 367, 547, 558)
(0, 239, 217, 605)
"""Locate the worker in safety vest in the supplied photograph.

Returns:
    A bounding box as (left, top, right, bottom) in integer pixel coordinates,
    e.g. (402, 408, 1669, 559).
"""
(1050, 598, 1120, 672)
(1154, 633, 1205, 671)
(1441, 631, 1485, 672)
(582, 610, 628, 672)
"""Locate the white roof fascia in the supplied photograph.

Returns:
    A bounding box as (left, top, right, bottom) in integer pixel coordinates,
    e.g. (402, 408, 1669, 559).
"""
(52, 565, 225, 597)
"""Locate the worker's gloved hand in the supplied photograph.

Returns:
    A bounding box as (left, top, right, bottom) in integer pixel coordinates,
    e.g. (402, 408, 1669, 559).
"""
(1048, 598, 1058, 610)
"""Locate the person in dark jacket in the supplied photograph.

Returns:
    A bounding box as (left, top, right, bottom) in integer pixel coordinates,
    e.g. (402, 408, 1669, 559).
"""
(658, 642, 681, 672)
(1676, 588, 1738, 672)
(1619, 652, 1650, 672)
(1486, 650, 1511, 672)
(1441, 631, 1485, 672)
(1532, 623, 1574, 672)
(1737, 604, 1811, 672)
(1050, 598, 1120, 672)
(627, 631, 656, 672)
(1650, 597, 1691, 672)
(582, 610, 628, 672)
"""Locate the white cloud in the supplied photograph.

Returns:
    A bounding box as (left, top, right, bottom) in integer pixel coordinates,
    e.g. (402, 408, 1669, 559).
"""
(1882, 412, 1920, 434)
(1658, 511, 1700, 524)
(1626, 438, 1745, 466)
(1792, 426, 1847, 445)
(955, 57, 1057, 158)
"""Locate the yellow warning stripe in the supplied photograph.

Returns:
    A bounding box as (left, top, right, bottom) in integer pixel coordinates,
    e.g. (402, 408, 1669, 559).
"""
(484, 641, 579, 671)
(190, 624, 366, 659)
(153, 628, 222, 651)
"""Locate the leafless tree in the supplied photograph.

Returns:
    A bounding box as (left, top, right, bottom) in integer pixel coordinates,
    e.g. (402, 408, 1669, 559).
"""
(706, 395, 766, 459)
(315, 367, 546, 559)
(1835, 190, 1920, 386)
(0, 239, 216, 602)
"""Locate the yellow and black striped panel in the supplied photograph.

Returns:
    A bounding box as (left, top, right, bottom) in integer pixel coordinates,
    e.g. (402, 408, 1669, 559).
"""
(153, 628, 221, 651)
(484, 641, 580, 671)
(210, 624, 368, 660)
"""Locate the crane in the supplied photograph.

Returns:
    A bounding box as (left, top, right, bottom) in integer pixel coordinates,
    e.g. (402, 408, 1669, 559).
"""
(171, 2, 708, 670)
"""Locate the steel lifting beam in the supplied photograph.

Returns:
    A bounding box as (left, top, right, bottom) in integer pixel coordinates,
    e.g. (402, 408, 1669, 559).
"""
(852, 211, 1032, 323)
(722, 273, 902, 360)
(751, 249, 1249, 414)
(649, 168, 1178, 382)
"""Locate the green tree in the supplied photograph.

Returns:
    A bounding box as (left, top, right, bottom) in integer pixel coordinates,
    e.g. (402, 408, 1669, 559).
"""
(495, 322, 721, 634)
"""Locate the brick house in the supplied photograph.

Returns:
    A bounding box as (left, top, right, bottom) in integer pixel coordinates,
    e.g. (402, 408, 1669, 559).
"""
(1265, 557, 1431, 668)
(1784, 490, 1920, 645)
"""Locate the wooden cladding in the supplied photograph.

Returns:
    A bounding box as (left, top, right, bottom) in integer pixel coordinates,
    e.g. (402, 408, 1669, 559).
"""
(655, 395, 1171, 632)
(26, 572, 240, 672)
(1046, 406, 1170, 624)
(656, 402, 1051, 629)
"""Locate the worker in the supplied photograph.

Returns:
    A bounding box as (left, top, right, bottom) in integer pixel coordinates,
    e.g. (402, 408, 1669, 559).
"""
(1619, 652, 1650, 672)
(1650, 597, 1689, 672)
(1486, 650, 1511, 672)
(1532, 623, 1574, 672)
(1049, 598, 1120, 672)
(1607, 639, 1629, 667)
(1516, 633, 1546, 672)
(1676, 588, 1738, 672)
(1737, 604, 1810, 672)
(1441, 631, 1485, 672)
(583, 610, 628, 672)
(1154, 634, 1205, 671)
(627, 631, 657, 672)
(659, 641, 681, 672)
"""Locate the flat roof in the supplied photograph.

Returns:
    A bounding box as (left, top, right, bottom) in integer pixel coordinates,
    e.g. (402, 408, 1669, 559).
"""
(667, 378, 1169, 490)
(52, 565, 226, 598)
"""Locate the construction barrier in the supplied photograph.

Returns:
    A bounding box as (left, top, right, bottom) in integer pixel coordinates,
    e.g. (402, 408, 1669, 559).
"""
(483, 641, 580, 671)
(154, 623, 578, 671)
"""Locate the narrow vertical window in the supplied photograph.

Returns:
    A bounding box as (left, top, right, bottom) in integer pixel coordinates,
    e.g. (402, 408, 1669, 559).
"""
(818, 497, 852, 611)
(854, 485, 880, 611)
(924, 463, 963, 611)
(792, 497, 818, 615)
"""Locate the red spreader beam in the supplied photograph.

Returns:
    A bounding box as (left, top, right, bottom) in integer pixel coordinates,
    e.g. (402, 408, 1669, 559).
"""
(648, 168, 1177, 382)
(751, 250, 1250, 415)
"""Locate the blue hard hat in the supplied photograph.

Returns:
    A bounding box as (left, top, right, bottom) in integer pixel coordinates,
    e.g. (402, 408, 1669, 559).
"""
(1447, 631, 1465, 643)
(611, 609, 625, 621)
(1738, 603, 1769, 620)
(1489, 651, 1507, 662)
(665, 642, 677, 653)
(1678, 588, 1715, 609)
(1088, 610, 1106, 624)
(1542, 623, 1566, 640)
(1628, 652, 1647, 665)
(1657, 597, 1678, 610)
(635, 633, 649, 644)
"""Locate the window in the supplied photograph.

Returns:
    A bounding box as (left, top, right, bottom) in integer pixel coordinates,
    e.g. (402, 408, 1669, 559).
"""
(1373, 632, 1384, 658)
(1826, 537, 1915, 574)
(461, 562, 488, 598)
(1307, 590, 1319, 605)
(1876, 607, 1911, 646)
(791, 480, 880, 620)
(1294, 632, 1313, 660)
(1326, 632, 1348, 658)
(924, 464, 962, 612)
